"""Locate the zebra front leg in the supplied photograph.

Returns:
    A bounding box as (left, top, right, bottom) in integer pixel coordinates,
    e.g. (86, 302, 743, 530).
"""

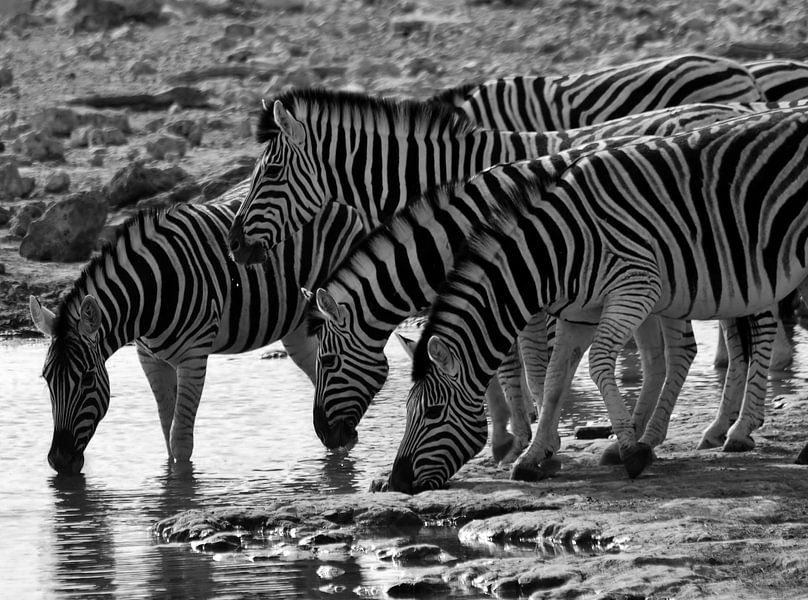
(487, 372, 515, 463)
(510, 320, 594, 482)
(169, 356, 211, 462)
(136, 343, 178, 459)
(723, 312, 776, 452)
(281, 321, 318, 383)
(600, 316, 667, 465)
(589, 279, 660, 479)
(636, 318, 697, 448)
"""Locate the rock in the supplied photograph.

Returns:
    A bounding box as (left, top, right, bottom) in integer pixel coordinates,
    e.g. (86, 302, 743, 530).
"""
(44, 171, 71, 193)
(105, 161, 189, 207)
(0, 67, 13, 88)
(224, 23, 255, 39)
(70, 126, 127, 147)
(190, 531, 243, 553)
(0, 162, 29, 200)
(144, 117, 165, 132)
(30, 107, 78, 137)
(386, 578, 450, 598)
(8, 202, 47, 238)
(298, 531, 354, 549)
(20, 190, 108, 262)
(0, 206, 11, 225)
(0, 263, 5, 274)
(10, 130, 65, 162)
(211, 36, 239, 52)
(61, 0, 165, 32)
(574, 423, 614, 439)
(75, 109, 132, 134)
(129, 60, 157, 76)
(198, 157, 254, 200)
(145, 134, 187, 160)
(459, 512, 608, 549)
(315, 565, 345, 580)
(353, 506, 423, 529)
(89, 148, 106, 166)
(166, 119, 204, 146)
(377, 543, 448, 564)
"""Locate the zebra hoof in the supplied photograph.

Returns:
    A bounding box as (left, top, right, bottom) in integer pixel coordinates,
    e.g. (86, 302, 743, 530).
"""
(599, 442, 622, 465)
(722, 437, 755, 453)
(795, 443, 808, 465)
(696, 434, 725, 450)
(491, 433, 516, 463)
(621, 443, 653, 479)
(509, 456, 561, 482)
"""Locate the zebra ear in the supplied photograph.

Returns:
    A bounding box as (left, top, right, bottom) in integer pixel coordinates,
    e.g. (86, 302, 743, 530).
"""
(395, 332, 418, 359)
(301, 287, 314, 302)
(427, 335, 459, 377)
(78, 295, 102, 339)
(315, 288, 346, 326)
(29, 295, 56, 336)
(273, 100, 305, 146)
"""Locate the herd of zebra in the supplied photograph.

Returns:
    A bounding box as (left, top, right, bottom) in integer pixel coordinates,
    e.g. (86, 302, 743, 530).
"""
(31, 53, 808, 493)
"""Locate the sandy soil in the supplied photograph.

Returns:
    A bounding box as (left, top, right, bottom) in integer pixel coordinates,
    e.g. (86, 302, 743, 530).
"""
(4, 0, 808, 596)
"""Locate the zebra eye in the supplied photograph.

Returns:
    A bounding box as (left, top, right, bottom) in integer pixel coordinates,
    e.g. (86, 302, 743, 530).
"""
(320, 354, 339, 370)
(424, 404, 443, 421)
(263, 163, 283, 179)
(80, 370, 95, 388)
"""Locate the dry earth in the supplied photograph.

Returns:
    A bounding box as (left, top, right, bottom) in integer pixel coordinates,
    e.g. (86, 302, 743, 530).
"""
(3, 0, 808, 597)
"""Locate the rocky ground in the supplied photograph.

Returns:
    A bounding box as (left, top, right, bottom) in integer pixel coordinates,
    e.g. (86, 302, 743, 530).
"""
(4, 0, 808, 597)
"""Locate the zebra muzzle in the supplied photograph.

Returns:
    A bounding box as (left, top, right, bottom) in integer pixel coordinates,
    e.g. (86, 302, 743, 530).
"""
(48, 430, 84, 475)
(313, 406, 358, 450)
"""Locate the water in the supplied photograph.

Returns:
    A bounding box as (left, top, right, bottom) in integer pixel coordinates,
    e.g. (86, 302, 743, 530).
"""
(3, 321, 808, 599)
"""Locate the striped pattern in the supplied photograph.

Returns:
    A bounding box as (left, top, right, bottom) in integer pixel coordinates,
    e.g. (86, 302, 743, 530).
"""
(35, 185, 364, 473)
(302, 102, 759, 456)
(387, 107, 808, 493)
(746, 59, 808, 101)
(432, 54, 764, 132)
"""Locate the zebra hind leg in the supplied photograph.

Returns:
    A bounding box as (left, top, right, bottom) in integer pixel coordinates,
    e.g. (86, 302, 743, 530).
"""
(723, 312, 776, 453)
(169, 356, 212, 462)
(136, 343, 178, 460)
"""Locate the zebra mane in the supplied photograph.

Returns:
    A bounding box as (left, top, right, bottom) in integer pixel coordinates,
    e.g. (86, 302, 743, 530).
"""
(256, 87, 479, 144)
(427, 80, 482, 108)
(410, 174, 550, 382)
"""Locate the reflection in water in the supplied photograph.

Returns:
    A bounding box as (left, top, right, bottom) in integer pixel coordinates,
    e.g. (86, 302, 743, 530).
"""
(49, 475, 117, 598)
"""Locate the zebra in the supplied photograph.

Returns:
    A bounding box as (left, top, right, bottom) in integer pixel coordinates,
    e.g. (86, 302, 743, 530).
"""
(429, 53, 765, 132)
(29, 187, 365, 474)
(745, 58, 808, 101)
(302, 103, 772, 467)
(386, 106, 808, 494)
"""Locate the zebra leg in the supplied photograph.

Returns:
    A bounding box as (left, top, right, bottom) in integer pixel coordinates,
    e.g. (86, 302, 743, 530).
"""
(510, 319, 595, 482)
(136, 343, 177, 459)
(636, 318, 698, 448)
(723, 312, 776, 452)
(600, 316, 668, 464)
(588, 284, 660, 479)
(169, 355, 211, 462)
(769, 318, 792, 372)
(281, 321, 318, 383)
(488, 371, 515, 463)
(713, 328, 729, 369)
(698, 319, 747, 449)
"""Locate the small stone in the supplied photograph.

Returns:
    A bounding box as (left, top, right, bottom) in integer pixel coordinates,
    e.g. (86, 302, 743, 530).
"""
(70, 125, 127, 147)
(144, 117, 165, 133)
(79, 40, 107, 60)
(212, 36, 239, 52)
(0, 67, 13, 88)
(30, 107, 78, 137)
(89, 148, 106, 166)
(105, 161, 189, 207)
(298, 531, 354, 549)
(75, 109, 131, 134)
(0, 206, 11, 225)
(386, 578, 450, 598)
(145, 134, 187, 160)
(315, 565, 345, 580)
(190, 532, 242, 553)
(224, 23, 255, 39)
(166, 119, 204, 146)
(44, 171, 70, 193)
(0, 162, 27, 199)
(377, 544, 449, 564)
(11, 130, 66, 162)
(129, 59, 157, 76)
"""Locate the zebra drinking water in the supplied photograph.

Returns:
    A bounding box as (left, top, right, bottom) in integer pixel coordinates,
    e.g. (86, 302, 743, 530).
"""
(386, 106, 808, 494)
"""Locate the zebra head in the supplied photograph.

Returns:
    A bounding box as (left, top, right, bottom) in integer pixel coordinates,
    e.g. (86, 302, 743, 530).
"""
(387, 335, 487, 494)
(229, 98, 324, 264)
(306, 288, 389, 450)
(30, 296, 110, 475)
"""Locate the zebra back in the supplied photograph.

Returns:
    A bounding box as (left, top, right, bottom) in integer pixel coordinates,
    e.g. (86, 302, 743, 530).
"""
(746, 59, 808, 101)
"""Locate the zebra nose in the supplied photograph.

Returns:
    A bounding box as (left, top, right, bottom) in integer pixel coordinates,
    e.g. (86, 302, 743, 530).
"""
(387, 455, 415, 494)
(313, 406, 358, 450)
(48, 431, 84, 475)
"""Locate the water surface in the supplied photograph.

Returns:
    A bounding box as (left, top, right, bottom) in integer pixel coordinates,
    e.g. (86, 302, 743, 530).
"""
(3, 321, 808, 598)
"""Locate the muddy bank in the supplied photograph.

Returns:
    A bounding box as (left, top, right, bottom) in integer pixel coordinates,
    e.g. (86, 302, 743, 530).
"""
(154, 395, 808, 599)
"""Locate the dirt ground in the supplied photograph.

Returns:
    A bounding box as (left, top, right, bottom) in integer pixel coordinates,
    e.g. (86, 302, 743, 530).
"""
(4, 0, 808, 597)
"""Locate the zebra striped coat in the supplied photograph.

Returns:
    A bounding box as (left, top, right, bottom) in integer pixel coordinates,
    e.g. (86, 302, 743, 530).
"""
(304, 102, 771, 468)
(387, 107, 808, 494)
(30, 190, 363, 473)
(745, 59, 808, 101)
(431, 53, 764, 132)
